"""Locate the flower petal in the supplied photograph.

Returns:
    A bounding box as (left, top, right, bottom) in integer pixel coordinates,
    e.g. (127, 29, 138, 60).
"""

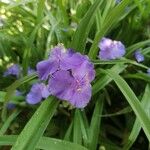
(60, 52, 86, 70)
(48, 70, 74, 100)
(36, 59, 58, 80)
(26, 92, 42, 104)
(41, 83, 50, 98)
(26, 84, 43, 104)
(69, 84, 92, 108)
(72, 60, 95, 82)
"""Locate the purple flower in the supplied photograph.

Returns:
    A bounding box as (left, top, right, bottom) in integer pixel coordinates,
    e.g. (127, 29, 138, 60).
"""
(98, 37, 125, 60)
(26, 83, 50, 104)
(48, 70, 92, 108)
(3, 64, 21, 78)
(36, 44, 95, 108)
(36, 45, 86, 80)
(27, 67, 35, 75)
(134, 50, 144, 63)
(7, 103, 16, 110)
(72, 55, 95, 82)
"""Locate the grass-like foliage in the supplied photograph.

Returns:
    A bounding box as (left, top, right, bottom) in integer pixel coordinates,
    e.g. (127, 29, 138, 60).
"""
(1, 0, 150, 149)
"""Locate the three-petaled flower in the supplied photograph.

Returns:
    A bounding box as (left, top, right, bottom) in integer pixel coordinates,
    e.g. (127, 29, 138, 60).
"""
(32, 44, 95, 108)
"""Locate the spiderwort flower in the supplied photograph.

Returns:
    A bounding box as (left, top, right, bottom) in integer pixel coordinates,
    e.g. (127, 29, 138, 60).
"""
(26, 83, 50, 104)
(48, 70, 92, 108)
(98, 37, 125, 60)
(36, 45, 95, 108)
(134, 50, 144, 63)
(3, 64, 21, 78)
(37, 45, 86, 80)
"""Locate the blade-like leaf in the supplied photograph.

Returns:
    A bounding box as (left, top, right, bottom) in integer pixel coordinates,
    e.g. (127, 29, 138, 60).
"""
(0, 135, 88, 150)
(11, 97, 59, 150)
(88, 95, 104, 150)
(88, 0, 131, 59)
(103, 69, 150, 141)
(92, 64, 127, 95)
(123, 84, 150, 149)
(73, 109, 82, 144)
(126, 39, 150, 57)
(1, 73, 37, 121)
(0, 109, 21, 135)
(70, 0, 103, 52)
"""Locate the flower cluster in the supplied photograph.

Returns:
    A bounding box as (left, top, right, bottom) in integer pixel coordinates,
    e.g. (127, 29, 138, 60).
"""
(3, 64, 35, 78)
(34, 44, 95, 108)
(98, 37, 125, 60)
(3, 64, 21, 78)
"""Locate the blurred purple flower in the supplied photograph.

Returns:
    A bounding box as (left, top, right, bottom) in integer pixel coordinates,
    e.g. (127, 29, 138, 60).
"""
(36, 44, 95, 108)
(7, 103, 16, 110)
(116, 0, 121, 4)
(134, 50, 144, 63)
(27, 67, 35, 75)
(26, 83, 50, 104)
(7, 90, 22, 110)
(3, 64, 21, 78)
(98, 37, 125, 60)
(15, 90, 22, 96)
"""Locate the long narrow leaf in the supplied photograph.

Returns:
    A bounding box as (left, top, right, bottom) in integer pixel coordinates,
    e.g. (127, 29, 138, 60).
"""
(0, 135, 88, 150)
(88, 95, 104, 150)
(70, 0, 103, 52)
(92, 64, 127, 95)
(88, 0, 131, 59)
(11, 97, 59, 150)
(1, 73, 37, 121)
(123, 84, 150, 149)
(103, 69, 150, 141)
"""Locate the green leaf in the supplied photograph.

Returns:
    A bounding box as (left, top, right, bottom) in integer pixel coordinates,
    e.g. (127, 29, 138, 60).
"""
(70, 0, 103, 52)
(103, 69, 150, 141)
(0, 109, 21, 135)
(88, 95, 104, 150)
(1, 73, 37, 121)
(36, 0, 45, 24)
(124, 73, 150, 83)
(11, 97, 59, 150)
(78, 110, 89, 147)
(93, 58, 148, 69)
(73, 109, 82, 144)
(0, 91, 6, 103)
(4, 73, 37, 103)
(92, 64, 127, 95)
(88, 0, 131, 59)
(64, 122, 73, 141)
(0, 135, 88, 150)
(123, 84, 150, 149)
(101, 106, 132, 117)
(126, 39, 150, 57)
